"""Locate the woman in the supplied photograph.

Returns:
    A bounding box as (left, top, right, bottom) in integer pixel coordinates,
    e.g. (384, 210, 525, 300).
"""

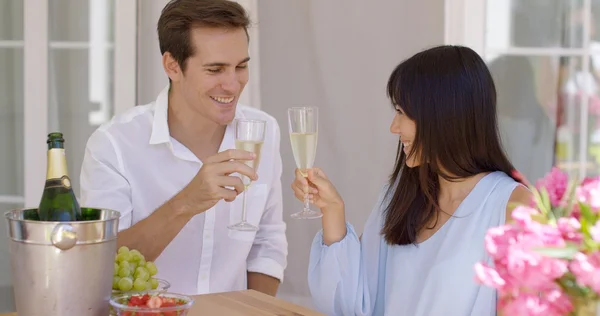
(291, 45, 532, 316)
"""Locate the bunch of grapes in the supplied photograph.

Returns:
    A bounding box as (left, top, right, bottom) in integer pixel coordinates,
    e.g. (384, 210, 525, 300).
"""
(112, 246, 160, 292)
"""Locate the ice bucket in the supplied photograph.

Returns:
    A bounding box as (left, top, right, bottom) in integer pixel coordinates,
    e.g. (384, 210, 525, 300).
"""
(4, 207, 120, 316)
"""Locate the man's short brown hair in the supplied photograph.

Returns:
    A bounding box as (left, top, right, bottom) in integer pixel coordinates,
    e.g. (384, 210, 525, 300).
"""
(157, 0, 251, 72)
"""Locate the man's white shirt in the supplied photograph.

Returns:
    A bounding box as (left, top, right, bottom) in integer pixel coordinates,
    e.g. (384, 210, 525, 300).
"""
(80, 85, 288, 295)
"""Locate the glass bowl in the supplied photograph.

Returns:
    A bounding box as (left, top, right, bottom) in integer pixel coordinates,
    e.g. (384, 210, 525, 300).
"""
(109, 291, 194, 316)
(110, 279, 171, 316)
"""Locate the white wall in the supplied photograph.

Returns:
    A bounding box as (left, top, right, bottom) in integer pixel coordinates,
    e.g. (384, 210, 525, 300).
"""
(137, 0, 170, 105)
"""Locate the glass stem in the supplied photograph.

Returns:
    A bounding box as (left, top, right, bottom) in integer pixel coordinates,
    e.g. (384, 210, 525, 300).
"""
(303, 191, 310, 211)
(241, 189, 248, 223)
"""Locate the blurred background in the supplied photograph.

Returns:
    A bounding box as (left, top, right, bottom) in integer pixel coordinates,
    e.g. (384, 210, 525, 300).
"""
(1, 0, 599, 312)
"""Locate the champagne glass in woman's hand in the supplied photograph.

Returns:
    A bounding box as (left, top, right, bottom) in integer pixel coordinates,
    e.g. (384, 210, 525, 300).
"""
(288, 106, 321, 219)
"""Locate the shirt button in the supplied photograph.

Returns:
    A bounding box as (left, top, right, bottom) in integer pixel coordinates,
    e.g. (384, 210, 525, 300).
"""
(201, 274, 207, 281)
(205, 234, 211, 240)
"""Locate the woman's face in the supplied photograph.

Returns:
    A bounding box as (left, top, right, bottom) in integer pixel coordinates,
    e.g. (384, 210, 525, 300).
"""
(390, 105, 421, 167)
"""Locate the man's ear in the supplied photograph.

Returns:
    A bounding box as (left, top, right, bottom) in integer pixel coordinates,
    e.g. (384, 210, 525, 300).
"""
(162, 52, 182, 82)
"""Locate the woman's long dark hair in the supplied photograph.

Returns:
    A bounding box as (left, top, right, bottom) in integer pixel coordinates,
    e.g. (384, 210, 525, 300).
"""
(383, 45, 518, 246)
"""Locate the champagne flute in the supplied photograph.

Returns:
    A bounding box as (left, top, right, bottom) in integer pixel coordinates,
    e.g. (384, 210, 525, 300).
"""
(228, 119, 266, 231)
(288, 106, 322, 219)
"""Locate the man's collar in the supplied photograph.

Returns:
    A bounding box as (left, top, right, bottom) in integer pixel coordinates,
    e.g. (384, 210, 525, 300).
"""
(149, 85, 171, 145)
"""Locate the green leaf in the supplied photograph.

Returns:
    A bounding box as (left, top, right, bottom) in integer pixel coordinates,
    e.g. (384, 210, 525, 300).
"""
(532, 245, 579, 259)
(540, 186, 552, 212)
(530, 186, 548, 215)
(563, 178, 579, 217)
(558, 274, 593, 298)
(579, 202, 596, 224)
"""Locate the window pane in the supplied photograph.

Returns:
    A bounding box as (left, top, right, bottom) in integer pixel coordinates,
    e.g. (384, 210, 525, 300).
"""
(581, 53, 600, 177)
(49, 0, 115, 42)
(486, 0, 586, 49)
(48, 49, 115, 196)
(0, 203, 21, 313)
(0, 48, 24, 197)
(489, 55, 583, 182)
(0, 0, 23, 41)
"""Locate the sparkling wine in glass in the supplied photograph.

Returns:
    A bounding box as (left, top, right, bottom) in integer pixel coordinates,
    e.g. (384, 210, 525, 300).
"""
(288, 106, 322, 219)
(228, 119, 265, 231)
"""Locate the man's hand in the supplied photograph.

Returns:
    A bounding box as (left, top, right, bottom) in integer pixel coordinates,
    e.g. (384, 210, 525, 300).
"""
(177, 149, 258, 215)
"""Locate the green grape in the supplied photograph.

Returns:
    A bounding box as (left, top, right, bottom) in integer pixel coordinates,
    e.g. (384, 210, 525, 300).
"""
(118, 246, 130, 255)
(134, 267, 150, 281)
(113, 276, 121, 290)
(112, 248, 159, 293)
(118, 277, 133, 292)
(130, 250, 145, 262)
(118, 266, 131, 278)
(145, 262, 158, 276)
(133, 278, 147, 291)
(116, 251, 132, 263)
(150, 278, 159, 289)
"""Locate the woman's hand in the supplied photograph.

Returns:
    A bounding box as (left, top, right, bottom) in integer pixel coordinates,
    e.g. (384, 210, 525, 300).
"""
(291, 168, 344, 212)
(291, 168, 347, 245)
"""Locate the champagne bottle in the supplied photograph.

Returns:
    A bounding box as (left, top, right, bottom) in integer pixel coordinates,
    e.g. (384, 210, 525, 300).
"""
(38, 132, 82, 221)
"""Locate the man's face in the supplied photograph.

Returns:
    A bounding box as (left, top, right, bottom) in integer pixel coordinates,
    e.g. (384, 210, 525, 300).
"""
(169, 27, 250, 125)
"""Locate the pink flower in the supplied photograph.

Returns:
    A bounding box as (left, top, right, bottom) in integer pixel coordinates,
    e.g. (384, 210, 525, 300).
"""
(477, 218, 568, 294)
(511, 206, 566, 247)
(504, 247, 567, 292)
(535, 167, 568, 208)
(590, 221, 600, 242)
(511, 206, 540, 227)
(576, 177, 600, 211)
(570, 252, 600, 293)
(501, 290, 573, 316)
(474, 262, 506, 288)
(556, 217, 583, 242)
(484, 225, 520, 260)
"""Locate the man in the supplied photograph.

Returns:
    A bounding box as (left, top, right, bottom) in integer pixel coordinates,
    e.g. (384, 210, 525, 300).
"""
(80, 0, 287, 296)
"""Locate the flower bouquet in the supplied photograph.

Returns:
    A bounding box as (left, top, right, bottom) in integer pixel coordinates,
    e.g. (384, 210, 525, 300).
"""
(474, 167, 600, 315)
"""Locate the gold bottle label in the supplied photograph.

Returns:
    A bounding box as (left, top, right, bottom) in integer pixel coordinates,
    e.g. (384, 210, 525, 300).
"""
(46, 148, 69, 181)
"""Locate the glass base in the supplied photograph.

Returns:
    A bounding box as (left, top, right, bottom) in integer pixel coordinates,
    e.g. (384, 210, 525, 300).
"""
(291, 208, 323, 219)
(228, 221, 259, 231)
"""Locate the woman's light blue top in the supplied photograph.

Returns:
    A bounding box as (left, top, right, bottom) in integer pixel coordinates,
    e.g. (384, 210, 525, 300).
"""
(308, 171, 519, 316)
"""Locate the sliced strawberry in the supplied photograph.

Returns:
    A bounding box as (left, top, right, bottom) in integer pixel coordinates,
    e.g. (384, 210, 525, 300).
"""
(161, 301, 176, 308)
(128, 295, 145, 306)
(146, 296, 163, 308)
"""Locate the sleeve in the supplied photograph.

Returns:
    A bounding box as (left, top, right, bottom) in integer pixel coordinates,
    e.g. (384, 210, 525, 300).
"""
(307, 188, 389, 316)
(79, 128, 133, 232)
(246, 119, 288, 282)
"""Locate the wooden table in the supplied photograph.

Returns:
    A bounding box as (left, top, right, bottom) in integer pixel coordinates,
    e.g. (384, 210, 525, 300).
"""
(0, 290, 324, 316)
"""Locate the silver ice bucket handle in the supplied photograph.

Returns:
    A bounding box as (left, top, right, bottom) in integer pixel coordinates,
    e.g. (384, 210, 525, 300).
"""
(50, 223, 78, 251)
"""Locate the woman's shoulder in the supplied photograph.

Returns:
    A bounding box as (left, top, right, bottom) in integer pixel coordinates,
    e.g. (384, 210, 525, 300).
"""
(485, 171, 533, 223)
(489, 170, 532, 203)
